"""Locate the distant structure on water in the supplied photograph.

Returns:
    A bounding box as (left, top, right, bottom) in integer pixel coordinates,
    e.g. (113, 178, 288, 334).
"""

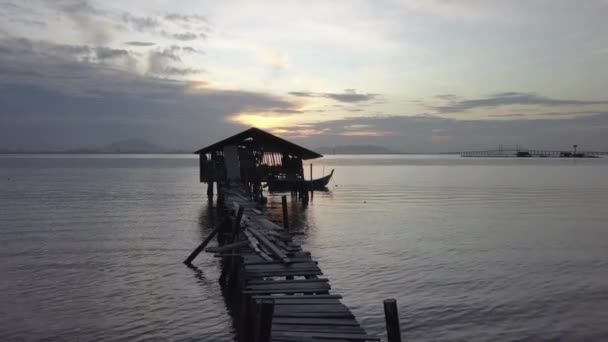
(460, 145, 607, 158)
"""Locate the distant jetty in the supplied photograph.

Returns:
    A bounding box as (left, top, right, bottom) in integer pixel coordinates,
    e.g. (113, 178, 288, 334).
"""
(461, 148, 606, 158)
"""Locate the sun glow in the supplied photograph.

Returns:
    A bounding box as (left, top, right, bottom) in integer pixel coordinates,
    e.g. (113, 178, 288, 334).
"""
(230, 113, 295, 129)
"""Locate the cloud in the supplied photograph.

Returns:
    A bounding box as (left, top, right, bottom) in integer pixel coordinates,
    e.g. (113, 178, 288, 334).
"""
(434, 92, 608, 113)
(169, 32, 199, 41)
(278, 112, 608, 152)
(164, 13, 207, 23)
(41, 1, 209, 44)
(157, 66, 203, 76)
(0, 37, 298, 150)
(181, 46, 204, 54)
(125, 41, 155, 47)
(94, 46, 129, 60)
(121, 13, 161, 31)
(46, 0, 114, 44)
(288, 89, 378, 103)
(147, 46, 204, 75)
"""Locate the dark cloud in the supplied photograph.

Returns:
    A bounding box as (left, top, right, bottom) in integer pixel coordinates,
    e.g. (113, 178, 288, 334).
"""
(434, 92, 608, 113)
(125, 41, 156, 47)
(281, 113, 608, 152)
(94, 47, 129, 60)
(288, 89, 378, 103)
(0, 37, 297, 150)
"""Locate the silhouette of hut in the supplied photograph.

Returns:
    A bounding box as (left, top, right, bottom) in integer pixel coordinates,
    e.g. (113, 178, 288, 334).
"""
(195, 128, 322, 190)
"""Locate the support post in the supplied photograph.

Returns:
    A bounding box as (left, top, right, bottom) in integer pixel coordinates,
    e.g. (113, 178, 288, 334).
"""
(207, 181, 214, 198)
(310, 163, 314, 201)
(281, 195, 289, 229)
(384, 298, 402, 342)
(255, 299, 275, 342)
(183, 227, 218, 265)
(232, 206, 244, 242)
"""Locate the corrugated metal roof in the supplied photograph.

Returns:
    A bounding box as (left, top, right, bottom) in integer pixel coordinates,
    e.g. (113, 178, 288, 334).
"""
(194, 127, 322, 160)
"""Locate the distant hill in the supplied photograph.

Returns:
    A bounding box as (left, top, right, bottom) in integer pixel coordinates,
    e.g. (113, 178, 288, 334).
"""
(102, 139, 164, 153)
(315, 145, 400, 154)
(65, 139, 171, 154)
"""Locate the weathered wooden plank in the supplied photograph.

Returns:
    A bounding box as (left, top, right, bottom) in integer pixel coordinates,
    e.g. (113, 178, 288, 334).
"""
(258, 217, 284, 231)
(273, 311, 354, 318)
(244, 288, 330, 295)
(247, 227, 291, 264)
(245, 287, 330, 294)
(248, 278, 328, 285)
(259, 298, 342, 305)
(272, 318, 357, 326)
(273, 305, 351, 314)
(243, 229, 274, 261)
(243, 257, 315, 266)
(245, 270, 323, 278)
(244, 263, 319, 271)
(272, 324, 365, 334)
(271, 331, 379, 341)
(243, 252, 311, 261)
(247, 282, 330, 291)
(272, 338, 351, 342)
(251, 294, 342, 300)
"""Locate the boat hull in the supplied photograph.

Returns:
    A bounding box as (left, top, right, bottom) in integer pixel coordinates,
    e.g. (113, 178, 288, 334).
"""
(267, 169, 334, 192)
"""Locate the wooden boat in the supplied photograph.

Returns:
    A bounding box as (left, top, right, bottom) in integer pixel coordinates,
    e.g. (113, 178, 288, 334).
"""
(267, 169, 334, 191)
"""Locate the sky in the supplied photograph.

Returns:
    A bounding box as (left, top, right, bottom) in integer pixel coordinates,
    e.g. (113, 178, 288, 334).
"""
(1, 0, 608, 152)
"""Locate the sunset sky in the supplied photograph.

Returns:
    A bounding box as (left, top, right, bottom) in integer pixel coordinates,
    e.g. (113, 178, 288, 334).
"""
(1, 0, 608, 152)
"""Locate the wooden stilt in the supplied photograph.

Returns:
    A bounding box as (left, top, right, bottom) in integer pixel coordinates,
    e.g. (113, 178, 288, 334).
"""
(207, 180, 214, 198)
(384, 298, 402, 342)
(255, 299, 275, 342)
(310, 163, 314, 201)
(281, 195, 289, 229)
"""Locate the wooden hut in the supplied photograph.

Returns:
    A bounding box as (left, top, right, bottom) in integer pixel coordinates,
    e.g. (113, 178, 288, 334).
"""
(195, 127, 322, 197)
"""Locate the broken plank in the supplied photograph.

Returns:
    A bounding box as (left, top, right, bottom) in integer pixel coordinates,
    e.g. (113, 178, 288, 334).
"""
(247, 227, 291, 264)
(205, 240, 248, 253)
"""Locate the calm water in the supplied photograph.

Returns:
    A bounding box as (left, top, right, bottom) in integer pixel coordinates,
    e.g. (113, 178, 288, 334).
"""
(2, 154, 608, 341)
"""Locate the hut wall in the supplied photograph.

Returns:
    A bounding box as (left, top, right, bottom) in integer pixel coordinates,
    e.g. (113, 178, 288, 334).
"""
(223, 145, 241, 182)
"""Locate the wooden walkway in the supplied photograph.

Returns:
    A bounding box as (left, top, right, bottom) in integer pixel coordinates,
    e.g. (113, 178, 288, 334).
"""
(206, 186, 380, 342)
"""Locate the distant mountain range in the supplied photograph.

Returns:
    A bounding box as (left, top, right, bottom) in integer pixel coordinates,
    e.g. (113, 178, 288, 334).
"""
(0, 139, 187, 154)
(67, 139, 170, 153)
(1, 141, 401, 155)
(315, 145, 400, 154)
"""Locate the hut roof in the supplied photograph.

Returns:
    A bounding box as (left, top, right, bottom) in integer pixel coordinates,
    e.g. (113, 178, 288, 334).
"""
(194, 127, 322, 160)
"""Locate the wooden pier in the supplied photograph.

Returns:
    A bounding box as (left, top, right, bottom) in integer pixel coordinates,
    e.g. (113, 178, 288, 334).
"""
(187, 128, 402, 341)
(460, 149, 607, 158)
(187, 185, 384, 342)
